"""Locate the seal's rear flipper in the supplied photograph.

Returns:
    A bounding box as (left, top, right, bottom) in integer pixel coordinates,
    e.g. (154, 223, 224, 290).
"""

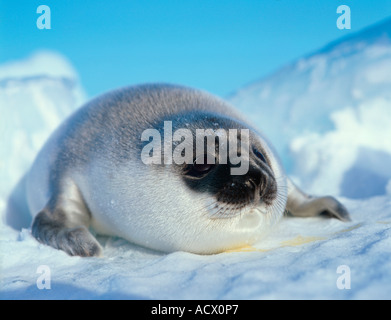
(285, 178, 351, 222)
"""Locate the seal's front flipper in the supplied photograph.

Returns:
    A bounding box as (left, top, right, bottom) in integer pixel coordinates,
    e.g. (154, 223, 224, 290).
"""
(31, 181, 102, 257)
(32, 209, 102, 256)
(285, 178, 350, 222)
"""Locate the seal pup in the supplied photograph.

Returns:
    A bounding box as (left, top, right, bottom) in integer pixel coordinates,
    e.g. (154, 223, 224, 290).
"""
(26, 84, 350, 256)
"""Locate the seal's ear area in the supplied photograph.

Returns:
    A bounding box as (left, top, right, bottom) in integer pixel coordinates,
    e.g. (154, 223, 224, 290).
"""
(285, 178, 351, 222)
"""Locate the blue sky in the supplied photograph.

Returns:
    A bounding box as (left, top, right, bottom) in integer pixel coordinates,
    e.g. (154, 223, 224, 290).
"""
(1, 0, 390, 98)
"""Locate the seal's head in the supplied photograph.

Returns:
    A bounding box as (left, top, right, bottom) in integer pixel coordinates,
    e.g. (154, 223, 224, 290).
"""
(133, 111, 287, 254)
(179, 118, 279, 219)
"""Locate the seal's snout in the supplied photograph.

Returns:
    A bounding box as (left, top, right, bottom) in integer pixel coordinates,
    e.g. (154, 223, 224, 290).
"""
(216, 164, 277, 208)
(245, 165, 277, 206)
(246, 166, 262, 190)
(259, 175, 277, 206)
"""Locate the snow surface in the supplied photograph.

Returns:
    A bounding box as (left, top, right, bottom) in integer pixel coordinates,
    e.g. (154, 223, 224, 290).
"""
(1, 22, 391, 300)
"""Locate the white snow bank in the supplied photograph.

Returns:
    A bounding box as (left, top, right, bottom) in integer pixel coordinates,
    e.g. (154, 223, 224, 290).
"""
(229, 19, 391, 199)
(0, 51, 86, 227)
(290, 97, 391, 198)
(0, 50, 80, 80)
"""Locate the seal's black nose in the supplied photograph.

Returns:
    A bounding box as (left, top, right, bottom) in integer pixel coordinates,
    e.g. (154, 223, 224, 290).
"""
(243, 165, 260, 188)
(241, 164, 277, 206)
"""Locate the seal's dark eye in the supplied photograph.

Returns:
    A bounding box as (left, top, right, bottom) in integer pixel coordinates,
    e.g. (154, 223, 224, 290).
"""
(193, 155, 214, 173)
(193, 162, 214, 173)
(186, 155, 215, 177)
(253, 147, 266, 163)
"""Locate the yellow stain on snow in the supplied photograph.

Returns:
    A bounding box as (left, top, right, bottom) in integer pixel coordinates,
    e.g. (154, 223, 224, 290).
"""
(224, 245, 268, 253)
(224, 235, 325, 253)
(334, 223, 363, 234)
(224, 223, 371, 254)
(376, 221, 391, 225)
(279, 235, 325, 247)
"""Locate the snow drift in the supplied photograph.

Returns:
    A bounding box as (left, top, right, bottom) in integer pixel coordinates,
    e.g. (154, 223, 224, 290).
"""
(229, 18, 391, 199)
(0, 51, 86, 229)
(0, 51, 86, 199)
(1, 21, 391, 300)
